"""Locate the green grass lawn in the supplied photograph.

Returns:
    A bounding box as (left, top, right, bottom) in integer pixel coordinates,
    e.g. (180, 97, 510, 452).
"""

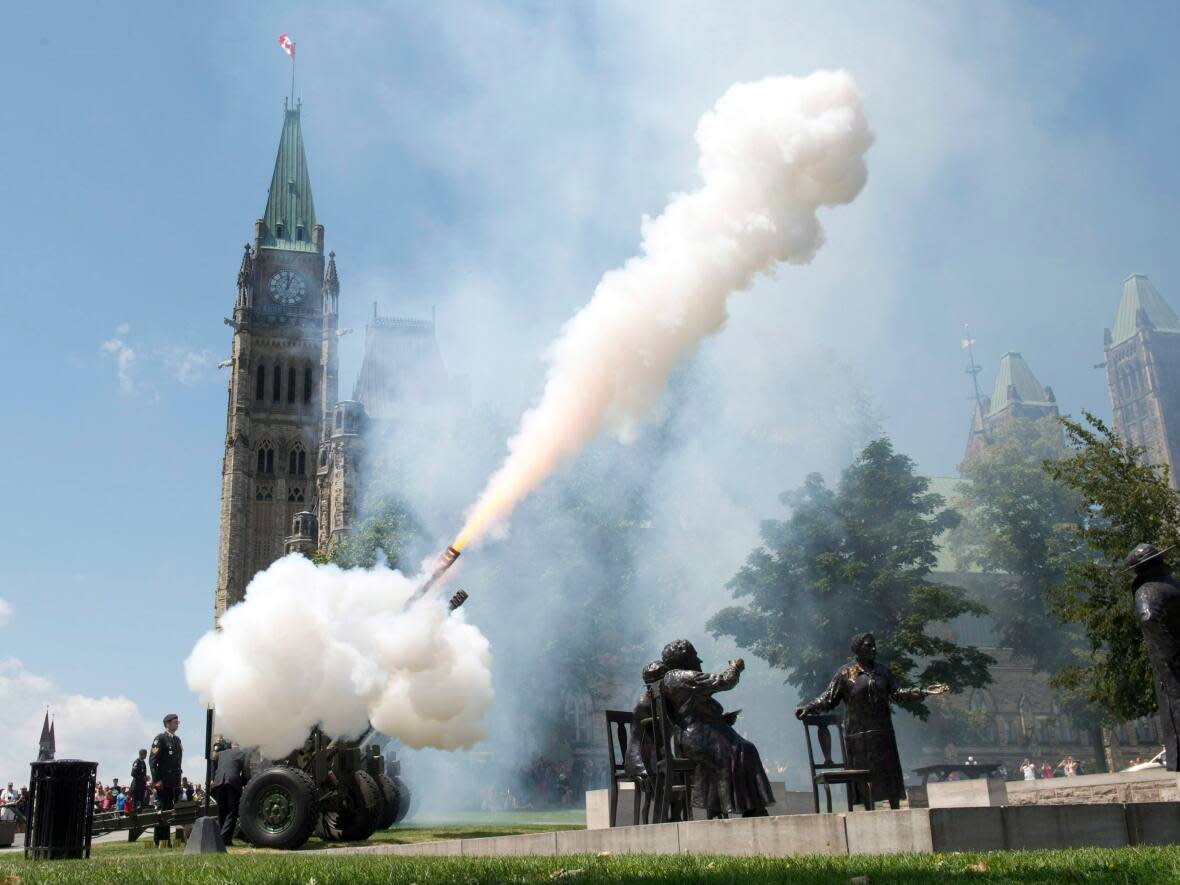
(1, 845, 1177, 883)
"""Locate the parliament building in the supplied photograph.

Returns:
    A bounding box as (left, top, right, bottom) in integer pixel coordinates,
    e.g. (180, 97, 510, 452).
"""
(213, 103, 455, 618)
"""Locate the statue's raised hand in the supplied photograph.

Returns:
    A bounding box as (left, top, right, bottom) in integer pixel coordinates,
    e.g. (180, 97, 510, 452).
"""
(923, 682, 950, 696)
(729, 658, 746, 673)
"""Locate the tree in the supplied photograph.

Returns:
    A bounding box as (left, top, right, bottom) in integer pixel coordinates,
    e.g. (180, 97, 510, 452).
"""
(314, 496, 426, 572)
(708, 438, 993, 717)
(1046, 411, 1180, 721)
(948, 416, 1082, 672)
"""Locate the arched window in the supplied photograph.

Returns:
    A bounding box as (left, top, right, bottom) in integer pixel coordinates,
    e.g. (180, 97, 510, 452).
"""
(288, 442, 306, 476)
(968, 689, 996, 743)
(255, 365, 265, 400)
(287, 367, 296, 403)
(304, 367, 313, 404)
(288, 487, 305, 503)
(255, 485, 273, 502)
(272, 365, 281, 403)
(258, 442, 275, 474)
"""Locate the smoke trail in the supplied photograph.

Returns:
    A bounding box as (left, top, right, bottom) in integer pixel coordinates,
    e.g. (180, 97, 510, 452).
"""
(185, 555, 492, 757)
(454, 70, 872, 550)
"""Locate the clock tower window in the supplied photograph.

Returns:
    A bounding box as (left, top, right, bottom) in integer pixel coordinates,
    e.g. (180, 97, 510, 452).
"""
(272, 366, 281, 403)
(287, 367, 296, 404)
(255, 365, 266, 400)
(303, 367, 313, 404)
(257, 444, 275, 475)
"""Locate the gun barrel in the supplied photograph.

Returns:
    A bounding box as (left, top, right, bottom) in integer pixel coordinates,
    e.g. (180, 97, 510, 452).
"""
(406, 546, 461, 607)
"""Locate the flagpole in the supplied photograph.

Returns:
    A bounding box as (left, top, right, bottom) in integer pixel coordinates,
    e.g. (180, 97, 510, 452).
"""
(290, 44, 296, 106)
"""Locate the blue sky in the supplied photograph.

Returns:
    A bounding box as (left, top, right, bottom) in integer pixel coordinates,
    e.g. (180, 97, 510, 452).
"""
(1, 1, 1179, 780)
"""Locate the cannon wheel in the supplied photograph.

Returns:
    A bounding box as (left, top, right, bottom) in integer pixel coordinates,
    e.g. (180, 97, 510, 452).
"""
(239, 766, 320, 850)
(391, 775, 412, 824)
(375, 774, 399, 830)
(317, 770, 382, 842)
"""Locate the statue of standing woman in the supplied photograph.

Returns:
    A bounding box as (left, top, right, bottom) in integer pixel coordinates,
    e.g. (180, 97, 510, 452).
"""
(795, 633, 947, 809)
(1125, 543, 1180, 771)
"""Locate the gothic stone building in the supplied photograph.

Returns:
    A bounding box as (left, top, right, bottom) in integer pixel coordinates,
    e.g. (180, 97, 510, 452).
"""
(215, 105, 452, 618)
(926, 333, 1167, 774)
(1104, 273, 1180, 487)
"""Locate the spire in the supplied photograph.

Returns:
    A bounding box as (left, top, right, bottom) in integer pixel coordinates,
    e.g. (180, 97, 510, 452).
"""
(987, 352, 1054, 417)
(322, 251, 339, 316)
(1109, 274, 1180, 347)
(236, 243, 254, 306)
(37, 710, 54, 762)
(261, 106, 317, 252)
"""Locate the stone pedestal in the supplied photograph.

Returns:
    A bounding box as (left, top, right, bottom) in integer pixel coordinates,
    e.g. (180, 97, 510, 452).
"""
(586, 782, 637, 830)
(927, 777, 1007, 808)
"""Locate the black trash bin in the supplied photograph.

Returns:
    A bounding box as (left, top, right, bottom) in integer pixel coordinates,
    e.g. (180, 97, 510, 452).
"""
(24, 759, 98, 860)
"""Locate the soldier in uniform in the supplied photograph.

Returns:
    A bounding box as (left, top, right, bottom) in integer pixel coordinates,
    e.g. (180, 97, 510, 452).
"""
(1125, 543, 1180, 771)
(129, 748, 148, 812)
(150, 713, 183, 845)
(211, 740, 250, 845)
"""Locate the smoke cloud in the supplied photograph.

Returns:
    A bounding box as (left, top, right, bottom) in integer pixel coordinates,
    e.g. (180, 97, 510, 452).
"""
(185, 555, 492, 758)
(455, 70, 872, 550)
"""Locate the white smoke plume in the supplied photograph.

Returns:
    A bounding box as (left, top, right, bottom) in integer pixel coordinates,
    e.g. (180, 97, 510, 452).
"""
(454, 70, 872, 550)
(185, 555, 492, 758)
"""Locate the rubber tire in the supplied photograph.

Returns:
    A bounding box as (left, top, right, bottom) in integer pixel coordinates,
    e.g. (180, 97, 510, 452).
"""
(375, 774, 399, 830)
(317, 770, 382, 842)
(238, 766, 320, 850)
(391, 775, 412, 823)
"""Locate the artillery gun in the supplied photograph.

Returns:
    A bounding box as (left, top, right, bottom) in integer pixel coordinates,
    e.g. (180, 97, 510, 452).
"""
(237, 727, 411, 850)
(235, 585, 467, 850)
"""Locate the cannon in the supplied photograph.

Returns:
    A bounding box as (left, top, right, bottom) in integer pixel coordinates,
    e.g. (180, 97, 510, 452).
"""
(236, 728, 411, 850)
(235, 586, 466, 850)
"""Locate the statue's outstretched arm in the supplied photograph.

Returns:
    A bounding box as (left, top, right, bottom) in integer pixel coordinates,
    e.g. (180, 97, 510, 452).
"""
(796, 671, 843, 718)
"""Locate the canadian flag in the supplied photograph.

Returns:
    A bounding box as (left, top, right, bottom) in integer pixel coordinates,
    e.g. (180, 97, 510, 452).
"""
(278, 33, 295, 58)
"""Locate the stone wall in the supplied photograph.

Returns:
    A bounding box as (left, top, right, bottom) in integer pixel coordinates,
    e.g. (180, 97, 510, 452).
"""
(1006, 769, 1178, 806)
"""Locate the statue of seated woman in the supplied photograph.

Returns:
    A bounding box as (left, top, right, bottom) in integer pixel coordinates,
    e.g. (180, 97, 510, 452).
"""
(659, 638, 775, 819)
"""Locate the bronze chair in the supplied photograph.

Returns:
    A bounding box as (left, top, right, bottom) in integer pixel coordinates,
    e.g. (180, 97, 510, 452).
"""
(647, 682, 695, 824)
(604, 710, 647, 827)
(800, 712, 874, 813)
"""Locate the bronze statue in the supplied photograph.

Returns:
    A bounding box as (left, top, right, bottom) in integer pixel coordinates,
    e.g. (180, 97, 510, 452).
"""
(660, 639, 775, 819)
(795, 633, 947, 809)
(623, 661, 666, 781)
(1125, 543, 1180, 771)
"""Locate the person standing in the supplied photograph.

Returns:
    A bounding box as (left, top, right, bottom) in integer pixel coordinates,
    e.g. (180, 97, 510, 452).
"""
(130, 748, 148, 813)
(1020, 758, 1037, 780)
(211, 741, 250, 846)
(1124, 543, 1180, 773)
(150, 713, 183, 846)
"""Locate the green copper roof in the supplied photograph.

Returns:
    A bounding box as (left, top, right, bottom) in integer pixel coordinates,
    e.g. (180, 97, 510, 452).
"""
(1109, 274, 1180, 347)
(986, 352, 1053, 416)
(261, 108, 317, 252)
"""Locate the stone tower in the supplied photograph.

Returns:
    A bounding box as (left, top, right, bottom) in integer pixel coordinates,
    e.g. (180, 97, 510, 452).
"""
(1104, 273, 1180, 486)
(963, 351, 1058, 461)
(214, 104, 337, 617)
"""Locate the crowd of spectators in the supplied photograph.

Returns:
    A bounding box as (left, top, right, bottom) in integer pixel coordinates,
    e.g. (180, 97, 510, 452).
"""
(1018, 756, 1085, 779)
(90, 777, 202, 815)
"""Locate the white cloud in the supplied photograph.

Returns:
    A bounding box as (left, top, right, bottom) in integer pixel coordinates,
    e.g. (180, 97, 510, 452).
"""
(100, 334, 138, 396)
(0, 599, 11, 628)
(0, 657, 158, 788)
(99, 326, 221, 396)
(160, 346, 217, 386)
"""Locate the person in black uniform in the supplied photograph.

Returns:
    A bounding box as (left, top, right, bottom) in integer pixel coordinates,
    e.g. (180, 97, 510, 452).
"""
(150, 713, 183, 845)
(129, 748, 148, 813)
(1125, 543, 1180, 771)
(211, 741, 250, 845)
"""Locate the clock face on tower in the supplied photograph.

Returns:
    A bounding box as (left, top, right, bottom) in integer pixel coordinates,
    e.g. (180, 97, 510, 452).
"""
(269, 270, 307, 305)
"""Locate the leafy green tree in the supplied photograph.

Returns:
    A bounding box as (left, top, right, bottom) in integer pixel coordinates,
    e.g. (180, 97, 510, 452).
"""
(1046, 411, 1180, 721)
(948, 416, 1082, 672)
(314, 496, 426, 572)
(708, 438, 993, 716)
